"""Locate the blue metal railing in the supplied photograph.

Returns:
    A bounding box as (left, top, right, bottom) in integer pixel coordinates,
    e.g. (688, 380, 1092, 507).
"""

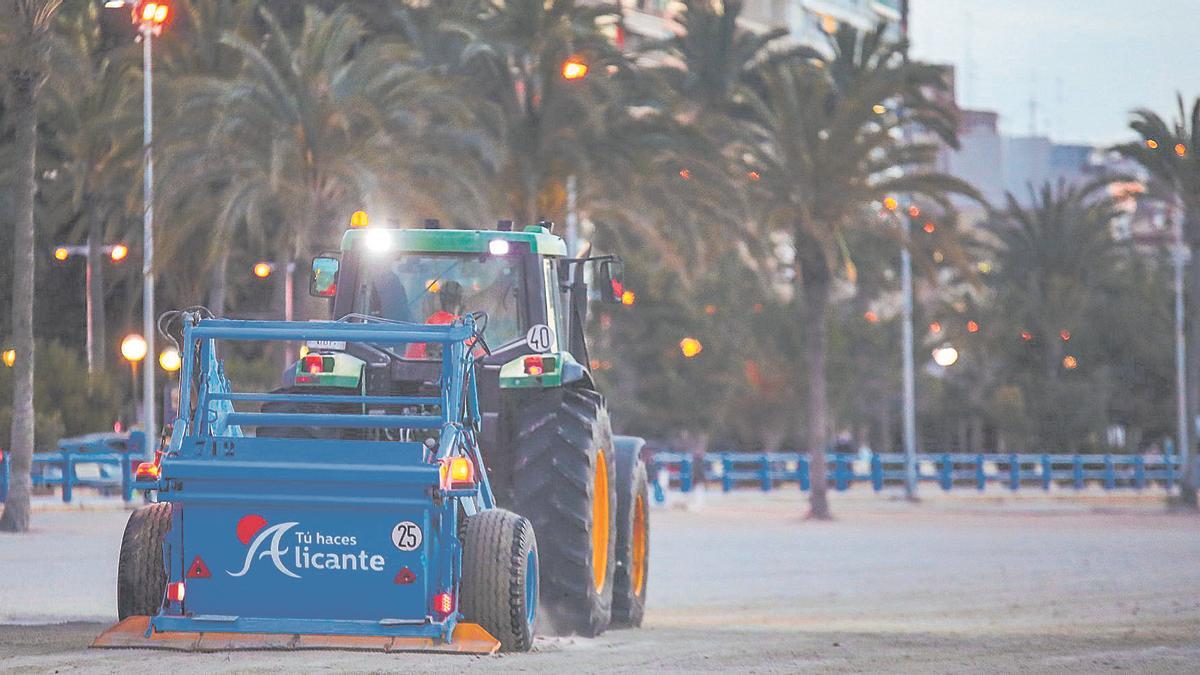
(1, 451, 143, 503)
(649, 451, 1184, 503)
(0, 432, 147, 504)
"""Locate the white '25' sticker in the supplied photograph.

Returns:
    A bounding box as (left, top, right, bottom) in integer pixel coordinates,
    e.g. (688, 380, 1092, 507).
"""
(391, 521, 423, 551)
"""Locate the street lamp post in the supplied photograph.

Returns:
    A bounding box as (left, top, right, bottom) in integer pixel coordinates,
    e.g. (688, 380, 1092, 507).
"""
(884, 198, 919, 500)
(1173, 239, 1191, 495)
(141, 11, 158, 451)
(52, 244, 128, 374)
(252, 260, 298, 370)
(120, 333, 148, 427)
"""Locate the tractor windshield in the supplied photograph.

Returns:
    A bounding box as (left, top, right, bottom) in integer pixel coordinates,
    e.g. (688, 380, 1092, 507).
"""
(355, 253, 526, 357)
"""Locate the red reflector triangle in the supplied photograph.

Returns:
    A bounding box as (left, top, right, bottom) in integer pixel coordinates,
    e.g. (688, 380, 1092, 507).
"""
(187, 555, 212, 579)
(394, 567, 416, 585)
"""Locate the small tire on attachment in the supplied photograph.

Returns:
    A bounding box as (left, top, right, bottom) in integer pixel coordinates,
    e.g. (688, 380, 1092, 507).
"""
(460, 509, 538, 652)
(117, 502, 172, 620)
(611, 437, 650, 627)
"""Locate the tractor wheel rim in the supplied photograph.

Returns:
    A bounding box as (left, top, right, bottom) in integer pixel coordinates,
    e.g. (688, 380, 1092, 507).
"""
(525, 548, 538, 626)
(591, 448, 610, 593)
(631, 492, 647, 596)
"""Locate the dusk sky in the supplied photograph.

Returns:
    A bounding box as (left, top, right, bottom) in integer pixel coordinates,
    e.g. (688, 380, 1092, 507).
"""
(909, 0, 1200, 146)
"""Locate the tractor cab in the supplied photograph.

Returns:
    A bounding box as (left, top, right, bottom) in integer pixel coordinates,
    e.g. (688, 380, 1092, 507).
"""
(297, 222, 622, 442)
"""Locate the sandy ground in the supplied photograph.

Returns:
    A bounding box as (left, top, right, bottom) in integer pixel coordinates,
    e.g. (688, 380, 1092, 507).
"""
(1, 491, 1198, 673)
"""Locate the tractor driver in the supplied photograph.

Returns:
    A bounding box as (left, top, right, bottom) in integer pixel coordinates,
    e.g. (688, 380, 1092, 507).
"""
(405, 280, 465, 358)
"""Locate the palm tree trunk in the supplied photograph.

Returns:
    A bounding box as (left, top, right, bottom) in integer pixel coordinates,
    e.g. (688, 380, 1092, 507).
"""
(0, 74, 41, 533)
(86, 215, 107, 373)
(801, 280, 833, 520)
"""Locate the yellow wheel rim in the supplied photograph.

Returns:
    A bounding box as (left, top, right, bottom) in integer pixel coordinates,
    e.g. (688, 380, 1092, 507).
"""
(631, 492, 647, 596)
(591, 449, 610, 593)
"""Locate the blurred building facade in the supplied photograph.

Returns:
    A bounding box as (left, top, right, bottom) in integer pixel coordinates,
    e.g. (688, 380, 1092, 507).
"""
(620, 1, 902, 47)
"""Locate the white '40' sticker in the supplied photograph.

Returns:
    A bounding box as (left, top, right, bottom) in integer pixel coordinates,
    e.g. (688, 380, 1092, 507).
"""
(525, 324, 554, 353)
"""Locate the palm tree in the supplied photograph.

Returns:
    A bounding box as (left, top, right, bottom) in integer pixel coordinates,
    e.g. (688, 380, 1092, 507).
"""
(979, 181, 1123, 450)
(1116, 96, 1200, 507)
(159, 5, 477, 313)
(741, 25, 975, 519)
(459, 0, 638, 225)
(0, 0, 64, 533)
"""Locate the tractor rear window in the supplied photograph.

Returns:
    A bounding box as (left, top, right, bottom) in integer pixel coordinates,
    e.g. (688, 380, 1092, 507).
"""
(355, 253, 526, 356)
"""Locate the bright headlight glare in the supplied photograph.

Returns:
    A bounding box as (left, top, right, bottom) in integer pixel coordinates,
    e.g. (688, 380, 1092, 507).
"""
(488, 239, 510, 256)
(364, 228, 392, 253)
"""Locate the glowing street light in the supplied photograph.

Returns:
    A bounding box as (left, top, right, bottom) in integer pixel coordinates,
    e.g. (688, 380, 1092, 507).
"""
(158, 346, 181, 373)
(932, 346, 959, 367)
(110, 244, 129, 262)
(54, 246, 70, 261)
(2, 349, 15, 368)
(121, 334, 148, 363)
(679, 337, 703, 358)
(253, 262, 273, 278)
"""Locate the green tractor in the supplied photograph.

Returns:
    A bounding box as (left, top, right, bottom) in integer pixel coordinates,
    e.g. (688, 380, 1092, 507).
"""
(262, 219, 649, 636)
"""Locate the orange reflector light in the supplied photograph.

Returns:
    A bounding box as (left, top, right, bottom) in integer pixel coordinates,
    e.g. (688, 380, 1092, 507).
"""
(167, 581, 185, 603)
(523, 355, 544, 376)
(135, 461, 160, 481)
(440, 457, 476, 490)
(433, 592, 454, 617)
(561, 56, 589, 80)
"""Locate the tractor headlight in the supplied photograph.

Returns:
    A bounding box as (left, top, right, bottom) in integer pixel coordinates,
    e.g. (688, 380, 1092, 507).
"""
(364, 228, 392, 253)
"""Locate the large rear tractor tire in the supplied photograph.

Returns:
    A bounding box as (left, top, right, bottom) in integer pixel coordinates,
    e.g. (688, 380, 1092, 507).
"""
(508, 386, 617, 637)
(611, 436, 650, 628)
(117, 502, 172, 620)
(460, 509, 539, 652)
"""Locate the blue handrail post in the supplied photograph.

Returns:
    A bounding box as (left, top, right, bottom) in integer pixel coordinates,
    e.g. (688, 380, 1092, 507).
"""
(798, 454, 810, 491)
(870, 454, 883, 492)
(679, 455, 694, 494)
(1133, 455, 1145, 489)
(1073, 455, 1084, 489)
(834, 454, 848, 491)
(722, 454, 734, 493)
(1104, 454, 1115, 490)
(61, 452, 74, 503)
(0, 452, 8, 502)
(1165, 453, 1176, 489)
(1008, 453, 1020, 491)
(939, 453, 952, 491)
(975, 454, 985, 491)
(758, 455, 771, 492)
(121, 454, 135, 502)
(1041, 454, 1052, 491)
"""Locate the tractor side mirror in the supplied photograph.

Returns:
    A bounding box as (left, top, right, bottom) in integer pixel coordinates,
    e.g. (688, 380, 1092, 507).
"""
(597, 259, 624, 304)
(310, 256, 340, 298)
